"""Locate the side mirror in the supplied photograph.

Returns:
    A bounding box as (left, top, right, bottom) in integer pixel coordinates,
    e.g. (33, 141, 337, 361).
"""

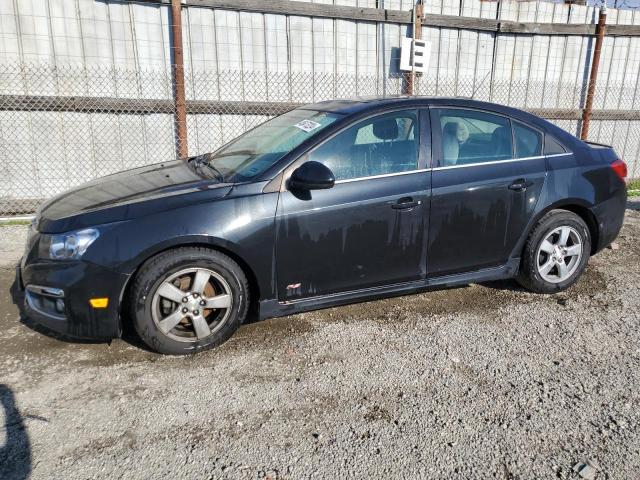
(289, 161, 335, 191)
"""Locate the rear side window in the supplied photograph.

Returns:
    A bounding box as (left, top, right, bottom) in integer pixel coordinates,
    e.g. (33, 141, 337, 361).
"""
(434, 108, 512, 167)
(307, 110, 419, 180)
(514, 122, 543, 158)
(544, 135, 567, 155)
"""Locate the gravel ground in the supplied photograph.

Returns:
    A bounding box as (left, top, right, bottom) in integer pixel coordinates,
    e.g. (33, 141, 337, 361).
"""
(0, 225, 28, 263)
(1, 203, 639, 479)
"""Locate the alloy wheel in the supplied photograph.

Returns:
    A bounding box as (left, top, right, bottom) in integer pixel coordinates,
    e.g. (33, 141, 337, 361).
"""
(536, 226, 583, 284)
(151, 267, 233, 342)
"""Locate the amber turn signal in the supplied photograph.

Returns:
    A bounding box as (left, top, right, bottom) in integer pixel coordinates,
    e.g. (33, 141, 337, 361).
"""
(89, 298, 109, 308)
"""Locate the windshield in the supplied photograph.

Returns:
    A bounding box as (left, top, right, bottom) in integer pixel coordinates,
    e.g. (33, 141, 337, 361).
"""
(195, 109, 343, 182)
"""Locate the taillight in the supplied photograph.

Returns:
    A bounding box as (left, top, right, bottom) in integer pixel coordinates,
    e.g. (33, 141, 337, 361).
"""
(611, 159, 627, 180)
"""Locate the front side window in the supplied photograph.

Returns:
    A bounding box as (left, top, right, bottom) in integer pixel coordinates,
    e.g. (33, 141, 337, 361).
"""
(307, 110, 419, 181)
(514, 122, 543, 158)
(435, 108, 513, 167)
(197, 109, 342, 182)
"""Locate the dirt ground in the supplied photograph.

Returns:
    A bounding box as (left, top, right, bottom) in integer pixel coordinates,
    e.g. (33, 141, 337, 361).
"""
(1, 203, 639, 479)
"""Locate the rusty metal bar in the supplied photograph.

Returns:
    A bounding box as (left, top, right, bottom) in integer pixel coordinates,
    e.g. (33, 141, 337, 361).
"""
(405, 6, 415, 95)
(171, 0, 189, 159)
(580, 6, 607, 140)
(415, 2, 423, 94)
(405, 2, 423, 96)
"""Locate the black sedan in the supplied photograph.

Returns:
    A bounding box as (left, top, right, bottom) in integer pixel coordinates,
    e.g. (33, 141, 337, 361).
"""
(19, 97, 627, 354)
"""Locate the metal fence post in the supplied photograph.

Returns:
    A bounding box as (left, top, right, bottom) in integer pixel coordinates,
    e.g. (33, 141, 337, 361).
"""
(171, 0, 188, 159)
(405, 1, 423, 96)
(580, 5, 607, 141)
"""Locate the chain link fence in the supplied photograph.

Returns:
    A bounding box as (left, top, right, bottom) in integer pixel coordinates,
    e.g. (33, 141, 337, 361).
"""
(0, 62, 638, 216)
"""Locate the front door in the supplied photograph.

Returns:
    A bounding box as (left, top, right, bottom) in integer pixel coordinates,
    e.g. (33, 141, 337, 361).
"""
(275, 109, 430, 301)
(427, 107, 547, 276)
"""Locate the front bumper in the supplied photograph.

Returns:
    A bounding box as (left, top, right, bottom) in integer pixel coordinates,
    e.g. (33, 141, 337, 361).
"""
(20, 257, 129, 340)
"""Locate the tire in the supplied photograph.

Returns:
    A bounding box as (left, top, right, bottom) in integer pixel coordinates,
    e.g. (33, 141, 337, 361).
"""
(129, 247, 249, 355)
(516, 210, 591, 294)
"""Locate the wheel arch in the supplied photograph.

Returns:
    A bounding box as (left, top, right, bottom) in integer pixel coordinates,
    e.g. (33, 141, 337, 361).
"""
(523, 199, 600, 256)
(118, 236, 262, 324)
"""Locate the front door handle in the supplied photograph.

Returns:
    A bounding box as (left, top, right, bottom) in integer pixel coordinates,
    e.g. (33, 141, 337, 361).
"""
(391, 197, 421, 210)
(508, 178, 533, 192)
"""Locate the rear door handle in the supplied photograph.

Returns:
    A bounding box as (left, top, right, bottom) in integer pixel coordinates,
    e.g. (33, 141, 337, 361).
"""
(391, 197, 421, 210)
(508, 178, 533, 192)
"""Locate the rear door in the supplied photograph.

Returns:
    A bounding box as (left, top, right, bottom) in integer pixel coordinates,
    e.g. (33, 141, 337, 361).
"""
(427, 107, 546, 277)
(275, 108, 431, 301)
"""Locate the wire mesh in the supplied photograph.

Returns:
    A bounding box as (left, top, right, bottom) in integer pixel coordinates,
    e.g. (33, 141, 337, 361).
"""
(0, 62, 638, 216)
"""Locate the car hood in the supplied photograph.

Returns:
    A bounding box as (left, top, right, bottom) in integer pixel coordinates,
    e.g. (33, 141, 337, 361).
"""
(36, 161, 233, 233)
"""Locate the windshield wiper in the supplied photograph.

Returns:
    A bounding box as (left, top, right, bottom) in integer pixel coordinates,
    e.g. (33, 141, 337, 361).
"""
(191, 156, 225, 183)
(203, 161, 225, 183)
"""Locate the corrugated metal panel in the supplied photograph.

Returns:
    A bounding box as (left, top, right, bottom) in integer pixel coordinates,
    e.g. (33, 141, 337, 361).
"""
(108, 2, 139, 97)
(131, 2, 171, 98)
(456, 29, 478, 97)
(517, 1, 536, 22)
(628, 38, 640, 109)
(0, 1, 20, 64)
(3, 0, 640, 213)
(16, 0, 53, 65)
(336, 19, 357, 96)
(510, 35, 533, 107)
(186, 5, 218, 100)
(313, 17, 335, 100)
(379, 22, 401, 95)
(264, 13, 288, 101)
(215, 9, 242, 101)
(240, 12, 266, 101)
(3, 0, 640, 109)
(491, 33, 514, 103)
(473, 31, 494, 101)
(438, 27, 459, 95)
(290, 15, 313, 102)
(356, 21, 377, 94)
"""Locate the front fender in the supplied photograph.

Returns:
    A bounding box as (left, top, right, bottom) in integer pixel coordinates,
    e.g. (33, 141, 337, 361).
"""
(85, 192, 280, 301)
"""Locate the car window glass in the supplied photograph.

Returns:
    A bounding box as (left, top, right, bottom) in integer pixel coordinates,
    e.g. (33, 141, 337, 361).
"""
(435, 108, 512, 167)
(203, 109, 342, 182)
(544, 135, 567, 155)
(307, 110, 419, 181)
(514, 122, 543, 158)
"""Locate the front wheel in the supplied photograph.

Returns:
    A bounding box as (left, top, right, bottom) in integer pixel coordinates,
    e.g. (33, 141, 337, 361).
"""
(129, 247, 249, 355)
(517, 210, 591, 294)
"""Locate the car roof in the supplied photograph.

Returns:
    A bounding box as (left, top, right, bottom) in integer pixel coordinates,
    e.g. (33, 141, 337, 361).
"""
(296, 95, 575, 140)
(298, 96, 522, 117)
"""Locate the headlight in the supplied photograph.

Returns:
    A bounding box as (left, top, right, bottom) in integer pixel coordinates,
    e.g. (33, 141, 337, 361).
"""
(40, 228, 100, 260)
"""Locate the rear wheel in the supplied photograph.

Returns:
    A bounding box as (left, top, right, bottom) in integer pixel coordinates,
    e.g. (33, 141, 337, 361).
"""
(517, 210, 591, 293)
(129, 247, 249, 355)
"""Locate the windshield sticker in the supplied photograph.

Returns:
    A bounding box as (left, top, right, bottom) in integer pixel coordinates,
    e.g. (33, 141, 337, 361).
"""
(294, 119, 322, 132)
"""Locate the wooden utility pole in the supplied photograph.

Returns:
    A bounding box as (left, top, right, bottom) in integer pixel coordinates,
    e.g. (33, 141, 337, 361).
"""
(580, 5, 607, 140)
(405, 1, 423, 95)
(171, 0, 188, 159)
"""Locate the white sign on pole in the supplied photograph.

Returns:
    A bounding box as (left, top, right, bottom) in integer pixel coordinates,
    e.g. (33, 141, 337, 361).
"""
(399, 38, 431, 73)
